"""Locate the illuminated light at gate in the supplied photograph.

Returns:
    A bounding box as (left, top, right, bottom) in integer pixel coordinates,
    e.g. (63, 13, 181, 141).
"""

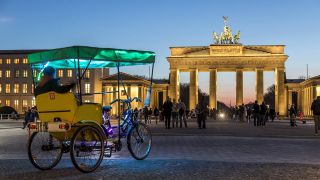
(317, 86, 320, 96)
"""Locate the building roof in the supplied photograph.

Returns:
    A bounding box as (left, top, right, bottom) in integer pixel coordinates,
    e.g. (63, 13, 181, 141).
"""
(101, 72, 150, 82)
(286, 79, 305, 84)
(0, 49, 47, 55)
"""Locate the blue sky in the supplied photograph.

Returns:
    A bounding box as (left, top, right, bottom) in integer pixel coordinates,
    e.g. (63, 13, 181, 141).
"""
(1, 0, 319, 104)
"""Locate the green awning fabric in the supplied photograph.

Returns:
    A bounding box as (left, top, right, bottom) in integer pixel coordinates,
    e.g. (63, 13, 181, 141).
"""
(28, 46, 156, 69)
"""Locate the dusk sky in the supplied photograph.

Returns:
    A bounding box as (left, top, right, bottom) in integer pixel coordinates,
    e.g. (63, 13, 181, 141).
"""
(1, 0, 320, 105)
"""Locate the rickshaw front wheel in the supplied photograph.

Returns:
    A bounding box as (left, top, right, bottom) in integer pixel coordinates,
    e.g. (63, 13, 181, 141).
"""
(127, 122, 152, 160)
(27, 132, 63, 170)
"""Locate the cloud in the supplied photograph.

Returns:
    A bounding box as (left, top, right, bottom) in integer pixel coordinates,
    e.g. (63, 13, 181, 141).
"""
(0, 17, 14, 23)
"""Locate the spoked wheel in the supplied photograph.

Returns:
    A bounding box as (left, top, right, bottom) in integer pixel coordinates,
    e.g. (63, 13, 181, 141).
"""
(70, 126, 105, 173)
(127, 122, 152, 160)
(27, 132, 63, 170)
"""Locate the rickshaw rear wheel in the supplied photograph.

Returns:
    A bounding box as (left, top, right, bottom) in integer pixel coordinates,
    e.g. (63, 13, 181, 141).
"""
(127, 122, 152, 160)
(70, 125, 105, 173)
(27, 132, 63, 170)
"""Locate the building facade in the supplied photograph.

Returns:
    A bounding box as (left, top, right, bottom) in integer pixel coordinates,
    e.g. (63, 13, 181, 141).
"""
(101, 73, 168, 115)
(286, 76, 320, 117)
(0, 50, 109, 114)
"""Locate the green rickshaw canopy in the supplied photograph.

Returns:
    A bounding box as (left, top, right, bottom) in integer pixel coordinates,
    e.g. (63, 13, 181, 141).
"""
(28, 46, 156, 69)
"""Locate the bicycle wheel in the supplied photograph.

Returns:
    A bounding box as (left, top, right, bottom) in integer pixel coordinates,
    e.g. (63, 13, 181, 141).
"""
(70, 126, 105, 173)
(27, 132, 63, 170)
(127, 122, 152, 160)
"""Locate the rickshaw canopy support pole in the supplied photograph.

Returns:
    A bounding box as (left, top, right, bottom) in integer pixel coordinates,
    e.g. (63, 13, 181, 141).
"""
(117, 62, 121, 143)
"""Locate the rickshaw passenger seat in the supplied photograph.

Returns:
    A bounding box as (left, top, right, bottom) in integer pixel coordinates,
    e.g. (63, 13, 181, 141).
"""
(36, 91, 78, 123)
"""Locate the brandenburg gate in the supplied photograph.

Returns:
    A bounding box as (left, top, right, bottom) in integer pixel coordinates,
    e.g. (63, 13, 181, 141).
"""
(167, 17, 288, 116)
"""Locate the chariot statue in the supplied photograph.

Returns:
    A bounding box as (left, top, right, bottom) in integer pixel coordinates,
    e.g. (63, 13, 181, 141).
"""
(213, 16, 241, 44)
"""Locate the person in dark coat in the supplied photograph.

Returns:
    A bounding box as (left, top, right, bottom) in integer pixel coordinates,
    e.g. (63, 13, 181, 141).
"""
(153, 107, 160, 124)
(289, 104, 297, 127)
(253, 101, 260, 126)
(260, 102, 267, 127)
(162, 97, 173, 129)
(35, 66, 75, 97)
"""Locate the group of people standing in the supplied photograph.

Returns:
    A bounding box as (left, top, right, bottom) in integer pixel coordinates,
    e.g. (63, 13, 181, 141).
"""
(162, 97, 188, 129)
(232, 101, 276, 127)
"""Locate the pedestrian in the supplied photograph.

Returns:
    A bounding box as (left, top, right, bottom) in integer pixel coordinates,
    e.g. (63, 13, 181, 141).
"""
(269, 108, 276, 122)
(289, 104, 297, 127)
(260, 102, 267, 127)
(178, 99, 187, 128)
(196, 99, 207, 129)
(22, 108, 31, 129)
(171, 98, 179, 128)
(311, 96, 320, 135)
(162, 97, 173, 129)
(143, 106, 149, 124)
(154, 107, 160, 124)
(246, 106, 252, 123)
(212, 108, 217, 120)
(253, 101, 260, 126)
(148, 108, 153, 124)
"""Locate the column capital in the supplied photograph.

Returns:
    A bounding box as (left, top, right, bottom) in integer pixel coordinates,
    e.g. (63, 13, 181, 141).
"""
(275, 67, 285, 71)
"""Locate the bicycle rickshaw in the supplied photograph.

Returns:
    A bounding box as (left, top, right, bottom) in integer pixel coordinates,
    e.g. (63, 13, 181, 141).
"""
(26, 46, 155, 173)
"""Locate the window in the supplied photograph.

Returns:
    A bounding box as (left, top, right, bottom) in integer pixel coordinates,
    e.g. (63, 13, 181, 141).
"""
(0, 84, 2, 93)
(14, 84, 19, 93)
(0, 59, 2, 64)
(14, 59, 19, 64)
(6, 59, 11, 64)
(31, 99, 35, 107)
(58, 70, 63, 77)
(0, 100, 1, 106)
(67, 69, 73, 77)
(5, 84, 10, 93)
(33, 70, 37, 77)
(85, 83, 90, 93)
(0, 70, 2, 77)
(22, 100, 28, 108)
(23, 70, 28, 77)
(14, 100, 19, 109)
(84, 70, 90, 78)
(23, 58, 28, 64)
(5, 70, 10, 78)
(31, 84, 34, 94)
(22, 84, 28, 94)
(14, 70, 19, 78)
(5, 100, 10, 106)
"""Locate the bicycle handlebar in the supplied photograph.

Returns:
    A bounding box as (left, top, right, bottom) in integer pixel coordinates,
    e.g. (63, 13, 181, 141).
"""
(110, 97, 141, 105)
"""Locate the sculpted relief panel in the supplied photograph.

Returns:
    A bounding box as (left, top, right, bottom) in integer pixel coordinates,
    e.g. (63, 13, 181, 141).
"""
(169, 57, 286, 69)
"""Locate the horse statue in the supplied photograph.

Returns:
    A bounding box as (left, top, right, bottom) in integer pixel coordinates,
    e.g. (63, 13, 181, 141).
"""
(213, 32, 220, 44)
(234, 31, 241, 44)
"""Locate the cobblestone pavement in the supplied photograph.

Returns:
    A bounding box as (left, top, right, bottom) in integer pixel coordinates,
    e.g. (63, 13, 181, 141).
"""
(1, 119, 320, 179)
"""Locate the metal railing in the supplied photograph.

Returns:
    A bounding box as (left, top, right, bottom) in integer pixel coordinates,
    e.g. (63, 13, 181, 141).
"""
(0, 114, 19, 120)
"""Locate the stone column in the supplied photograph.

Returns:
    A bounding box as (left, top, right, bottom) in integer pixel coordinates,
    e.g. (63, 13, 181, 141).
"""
(189, 68, 198, 110)
(169, 68, 180, 101)
(288, 90, 293, 107)
(236, 69, 243, 106)
(256, 68, 264, 104)
(275, 67, 286, 116)
(209, 68, 217, 109)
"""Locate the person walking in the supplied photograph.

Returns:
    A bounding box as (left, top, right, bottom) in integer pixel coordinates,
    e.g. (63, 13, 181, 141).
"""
(178, 99, 187, 128)
(260, 102, 267, 127)
(311, 96, 320, 135)
(143, 106, 149, 124)
(253, 101, 260, 126)
(196, 99, 207, 129)
(171, 99, 179, 128)
(246, 106, 252, 123)
(153, 107, 160, 125)
(162, 97, 173, 129)
(22, 108, 31, 129)
(148, 108, 153, 124)
(289, 104, 297, 127)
